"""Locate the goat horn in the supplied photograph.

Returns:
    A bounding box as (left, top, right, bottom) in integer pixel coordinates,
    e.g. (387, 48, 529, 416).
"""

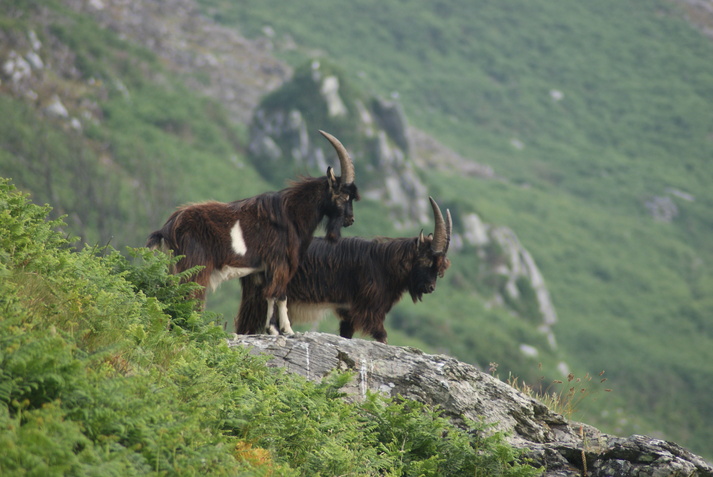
(319, 130, 355, 184)
(445, 209, 452, 254)
(429, 196, 447, 254)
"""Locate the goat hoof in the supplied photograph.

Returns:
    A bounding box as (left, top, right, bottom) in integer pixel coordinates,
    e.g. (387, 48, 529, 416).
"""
(267, 325, 280, 336)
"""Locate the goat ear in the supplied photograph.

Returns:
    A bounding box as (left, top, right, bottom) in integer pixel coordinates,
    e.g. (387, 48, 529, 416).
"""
(327, 166, 337, 187)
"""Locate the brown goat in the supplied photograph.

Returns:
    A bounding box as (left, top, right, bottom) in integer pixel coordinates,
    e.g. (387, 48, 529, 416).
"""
(146, 131, 359, 334)
(235, 197, 451, 343)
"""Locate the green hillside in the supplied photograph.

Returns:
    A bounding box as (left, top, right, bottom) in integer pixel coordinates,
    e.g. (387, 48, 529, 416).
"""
(0, 0, 271, 248)
(201, 0, 713, 457)
(2, 0, 713, 460)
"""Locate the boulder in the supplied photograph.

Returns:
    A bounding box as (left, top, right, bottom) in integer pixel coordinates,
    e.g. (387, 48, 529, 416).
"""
(228, 332, 713, 477)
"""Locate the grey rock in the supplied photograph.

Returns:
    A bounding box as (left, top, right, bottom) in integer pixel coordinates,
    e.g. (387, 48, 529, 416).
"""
(645, 195, 679, 222)
(228, 332, 713, 477)
(458, 212, 559, 350)
(28, 30, 42, 51)
(44, 94, 69, 118)
(25, 51, 44, 70)
(372, 98, 409, 152)
(320, 75, 348, 118)
(63, 0, 290, 124)
(249, 108, 326, 173)
(590, 435, 712, 477)
(249, 90, 431, 226)
(2, 51, 32, 84)
(371, 130, 430, 226)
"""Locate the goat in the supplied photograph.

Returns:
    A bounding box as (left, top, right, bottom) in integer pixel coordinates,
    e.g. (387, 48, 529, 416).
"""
(146, 130, 359, 335)
(235, 197, 452, 343)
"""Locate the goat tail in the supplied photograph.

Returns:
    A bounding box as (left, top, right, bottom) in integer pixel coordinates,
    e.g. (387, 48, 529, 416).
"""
(235, 274, 269, 334)
(146, 230, 167, 251)
(146, 230, 181, 278)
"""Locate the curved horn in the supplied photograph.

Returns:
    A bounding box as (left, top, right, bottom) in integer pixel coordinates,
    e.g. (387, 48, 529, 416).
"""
(319, 130, 355, 184)
(429, 196, 447, 253)
(445, 209, 452, 254)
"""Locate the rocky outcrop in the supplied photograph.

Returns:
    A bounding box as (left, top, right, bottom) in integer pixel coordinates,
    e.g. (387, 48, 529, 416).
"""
(444, 208, 563, 368)
(246, 62, 501, 231)
(228, 332, 713, 477)
(457, 213, 559, 352)
(63, 0, 290, 124)
(644, 188, 695, 222)
(248, 60, 433, 227)
(3, 0, 289, 133)
(0, 21, 97, 130)
(673, 0, 713, 41)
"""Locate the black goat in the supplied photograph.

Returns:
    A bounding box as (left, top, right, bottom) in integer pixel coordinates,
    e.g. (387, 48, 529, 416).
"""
(235, 197, 451, 343)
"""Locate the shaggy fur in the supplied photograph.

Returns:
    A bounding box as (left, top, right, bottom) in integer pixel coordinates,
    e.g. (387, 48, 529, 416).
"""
(235, 198, 451, 343)
(146, 132, 359, 333)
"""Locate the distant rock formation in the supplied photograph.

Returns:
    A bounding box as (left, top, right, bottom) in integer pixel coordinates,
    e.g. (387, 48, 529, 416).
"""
(63, 0, 290, 124)
(247, 59, 558, 344)
(644, 188, 695, 222)
(229, 333, 713, 477)
(673, 0, 713, 41)
(457, 213, 559, 351)
(248, 60, 431, 228)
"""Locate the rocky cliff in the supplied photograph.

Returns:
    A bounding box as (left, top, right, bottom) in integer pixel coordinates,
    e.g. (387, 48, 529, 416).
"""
(229, 333, 713, 477)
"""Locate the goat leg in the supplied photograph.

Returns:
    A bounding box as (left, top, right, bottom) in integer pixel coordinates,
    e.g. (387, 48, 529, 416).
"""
(276, 297, 294, 335)
(265, 298, 280, 335)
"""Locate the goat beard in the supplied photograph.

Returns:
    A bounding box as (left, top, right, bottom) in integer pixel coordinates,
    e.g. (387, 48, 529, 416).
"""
(410, 289, 424, 303)
(409, 272, 436, 303)
(408, 279, 425, 303)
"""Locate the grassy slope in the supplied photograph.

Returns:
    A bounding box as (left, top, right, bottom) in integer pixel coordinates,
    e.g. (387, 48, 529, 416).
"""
(0, 0, 271, 248)
(198, 0, 713, 457)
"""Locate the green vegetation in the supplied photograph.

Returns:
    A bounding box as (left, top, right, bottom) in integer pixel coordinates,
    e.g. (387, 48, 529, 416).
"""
(0, 179, 540, 475)
(3, 0, 713, 461)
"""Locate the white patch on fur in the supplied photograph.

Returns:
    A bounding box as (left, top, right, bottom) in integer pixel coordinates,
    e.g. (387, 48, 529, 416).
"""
(277, 299, 294, 335)
(209, 265, 260, 292)
(286, 303, 345, 325)
(230, 220, 248, 255)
